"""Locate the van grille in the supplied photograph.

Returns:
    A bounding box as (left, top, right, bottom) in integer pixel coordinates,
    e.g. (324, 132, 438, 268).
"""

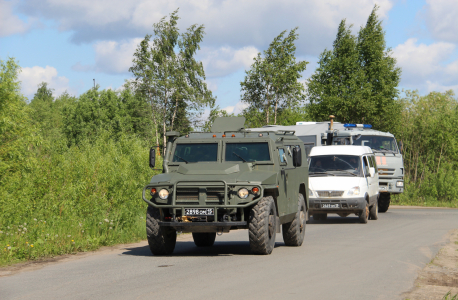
(317, 191, 344, 197)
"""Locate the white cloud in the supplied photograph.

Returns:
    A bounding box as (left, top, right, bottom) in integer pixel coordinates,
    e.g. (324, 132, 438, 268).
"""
(18, 66, 71, 98)
(222, 101, 249, 115)
(18, 0, 393, 55)
(392, 38, 458, 93)
(0, 0, 29, 36)
(72, 38, 141, 74)
(424, 0, 458, 43)
(200, 46, 259, 78)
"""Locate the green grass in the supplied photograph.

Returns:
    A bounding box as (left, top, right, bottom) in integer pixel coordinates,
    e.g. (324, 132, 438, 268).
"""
(443, 291, 458, 300)
(0, 133, 161, 266)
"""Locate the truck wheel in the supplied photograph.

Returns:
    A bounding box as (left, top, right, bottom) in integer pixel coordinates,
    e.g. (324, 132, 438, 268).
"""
(359, 202, 368, 224)
(313, 213, 327, 221)
(248, 196, 277, 255)
(192, 232, 216, 247)
(282, 193, 306, 246)
(146, 206, 176, 255)
(378, 193, 390, 213)
(369, 200, 378, 220)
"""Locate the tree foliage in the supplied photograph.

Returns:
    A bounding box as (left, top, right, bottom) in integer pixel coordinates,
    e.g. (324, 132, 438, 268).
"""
(307, 6, 401, 132)
(241, 28, 308, 125)
(129, 9, 215, 152)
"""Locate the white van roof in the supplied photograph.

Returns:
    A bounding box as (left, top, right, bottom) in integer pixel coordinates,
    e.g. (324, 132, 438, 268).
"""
(309, 145, 373, 156)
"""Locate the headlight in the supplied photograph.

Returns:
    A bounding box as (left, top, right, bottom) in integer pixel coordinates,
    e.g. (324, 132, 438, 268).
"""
(158, 189, 169, 199)
(309, 189, 314, 197)
(396, 181, 404, 187)
(347, 186, 360, 196)
(238, 188, 249, 199)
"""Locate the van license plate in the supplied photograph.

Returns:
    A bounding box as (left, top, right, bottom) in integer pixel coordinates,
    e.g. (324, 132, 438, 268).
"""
(184, 208, 214, 216)
(321, 204, 340, 209)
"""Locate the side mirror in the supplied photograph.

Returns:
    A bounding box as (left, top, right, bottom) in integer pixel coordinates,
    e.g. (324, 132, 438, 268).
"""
(293, 147, 302, 167)
(149, 148, 156, 169)
(369, 167, 375, 177)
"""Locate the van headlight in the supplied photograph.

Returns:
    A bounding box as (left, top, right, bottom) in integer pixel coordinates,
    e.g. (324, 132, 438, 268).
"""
(158, 189, 169, 199)
(396, 181, 404, 187)
(347, 186, 360, 196)
(238, 188, 249, 199)
(309, 189, 315, 197)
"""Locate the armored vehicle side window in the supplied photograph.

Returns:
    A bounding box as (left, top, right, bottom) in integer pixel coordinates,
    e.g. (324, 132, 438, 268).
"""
(352, 135, 398, 152)
(225, 142, 270, 162)
(173, 143, 218, 163)
(278, 148, 287, 164)
(309, 155, 362, 177)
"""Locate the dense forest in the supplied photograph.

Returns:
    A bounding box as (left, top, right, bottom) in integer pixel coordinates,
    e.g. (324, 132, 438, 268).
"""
(1, 7, 457, 265)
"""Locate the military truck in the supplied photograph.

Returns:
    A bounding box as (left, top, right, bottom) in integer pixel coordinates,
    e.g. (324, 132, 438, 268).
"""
(142, 117, 309, 255)
(250, 117, 404, 212)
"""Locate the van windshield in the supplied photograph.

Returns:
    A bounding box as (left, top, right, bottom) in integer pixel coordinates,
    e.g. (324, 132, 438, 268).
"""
(309, 155, 361, 177)
(172, 143, 218, 163)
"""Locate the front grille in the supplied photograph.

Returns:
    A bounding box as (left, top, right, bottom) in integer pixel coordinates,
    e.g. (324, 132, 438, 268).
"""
(206, 188, 225, 201)
(317, 191, 344, 197)
(176, 188, 199, 201)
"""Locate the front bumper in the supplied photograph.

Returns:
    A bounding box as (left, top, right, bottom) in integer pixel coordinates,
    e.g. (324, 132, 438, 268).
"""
(158, 221, 247, 233)
(309, 197, 366, 214)
(379, 178, 404, 194)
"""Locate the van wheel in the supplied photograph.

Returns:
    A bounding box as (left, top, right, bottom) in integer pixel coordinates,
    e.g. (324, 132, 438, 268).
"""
(146, 206, 177, 255)
(282, 193, 306, 246)
(249, 196, 277, 255)
(313, 213, 327, 221)
(369, 200, 378, 220)
(378, 193, 390, 213)
(359, 202, 368, 224)
(192, 232, 216, 247)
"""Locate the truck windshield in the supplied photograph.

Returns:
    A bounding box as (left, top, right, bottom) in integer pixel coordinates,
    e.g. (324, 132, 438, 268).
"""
(225, 142, 270, 162)
(352, 135, 398, 152)
(172, 143, 218, 163)
(309, 155, 361, 177)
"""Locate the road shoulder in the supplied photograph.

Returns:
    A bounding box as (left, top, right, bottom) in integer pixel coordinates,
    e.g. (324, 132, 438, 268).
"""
(403, 229, 458, 299)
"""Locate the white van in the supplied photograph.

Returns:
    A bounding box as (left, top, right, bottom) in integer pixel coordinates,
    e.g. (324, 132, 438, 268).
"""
(308, 145, 379, 223)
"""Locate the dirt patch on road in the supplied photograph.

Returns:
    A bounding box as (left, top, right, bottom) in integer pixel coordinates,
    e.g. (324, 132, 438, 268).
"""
(403, 229, 458, 299)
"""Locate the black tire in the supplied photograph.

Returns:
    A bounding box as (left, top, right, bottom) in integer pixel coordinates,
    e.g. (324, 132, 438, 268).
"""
(369, 199, 378, 220)
(146, 206, 177, 255)
(282, 193, 307, 246)
(192, 232, 216, 247)
(378, 193, 390, 213)
(359, 201, 368, 224)
(248, 196, 277, 255)
(313, 213, 327, 221)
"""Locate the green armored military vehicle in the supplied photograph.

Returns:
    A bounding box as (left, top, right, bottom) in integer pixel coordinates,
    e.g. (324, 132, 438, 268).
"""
(142, 117, 309, 255)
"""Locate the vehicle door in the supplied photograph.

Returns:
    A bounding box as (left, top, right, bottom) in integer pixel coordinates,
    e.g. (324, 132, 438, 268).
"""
(369, 155, 379, 202)
(362, 156, 375, 205)
(276, 146, 298, 216)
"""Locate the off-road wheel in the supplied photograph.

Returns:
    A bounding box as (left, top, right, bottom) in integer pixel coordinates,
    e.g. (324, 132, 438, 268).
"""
(313, 213, 327, 221)
(282, 193, 306, 246)
(192, 232, 216, 247)
(248, 196, 277, 255)
(146, 206, 176, 255)
(378, 193, 390, 213)
(369, 199, 378, 220)
(359, 201, 369, 224)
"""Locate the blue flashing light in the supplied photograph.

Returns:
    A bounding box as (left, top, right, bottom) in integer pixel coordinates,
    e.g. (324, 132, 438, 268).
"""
(344, 123, 372, 128)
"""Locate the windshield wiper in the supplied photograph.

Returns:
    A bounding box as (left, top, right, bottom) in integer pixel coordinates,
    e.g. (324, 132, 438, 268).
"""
(174, 154, 189, 163)
(232, 152, 247, 162)
(309, 171, 335, 176)
(336, 170, 358, 176)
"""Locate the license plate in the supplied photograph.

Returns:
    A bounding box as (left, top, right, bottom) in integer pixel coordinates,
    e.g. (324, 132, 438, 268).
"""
(321, 203, 340, 209)
(184, 208, 214, 216)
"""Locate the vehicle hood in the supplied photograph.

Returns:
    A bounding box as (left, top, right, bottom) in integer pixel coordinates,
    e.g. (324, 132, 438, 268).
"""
(309, 177, 366, 191)
(149, 163, 277, 185)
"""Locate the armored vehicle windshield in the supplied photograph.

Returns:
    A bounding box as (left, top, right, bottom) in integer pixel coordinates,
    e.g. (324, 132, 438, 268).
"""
(225, 142, 270, 162)
(172, 143, 218, 163)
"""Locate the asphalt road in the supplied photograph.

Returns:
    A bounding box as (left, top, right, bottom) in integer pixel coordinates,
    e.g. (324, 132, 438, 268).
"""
(1, 207, 458, 300)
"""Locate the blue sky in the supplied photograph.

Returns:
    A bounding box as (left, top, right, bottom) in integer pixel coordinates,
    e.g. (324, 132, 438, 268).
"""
(1, 0, 458, 115)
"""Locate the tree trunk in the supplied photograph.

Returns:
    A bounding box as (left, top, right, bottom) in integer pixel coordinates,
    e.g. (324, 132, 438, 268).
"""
(170, 95, 179, 131)
(274, 92, 278, 125)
